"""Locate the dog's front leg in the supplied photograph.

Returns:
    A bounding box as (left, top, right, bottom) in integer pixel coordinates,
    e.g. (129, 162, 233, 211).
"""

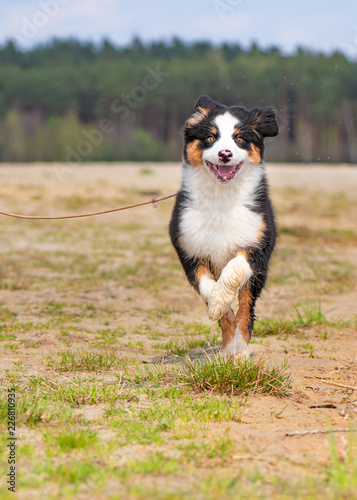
(196, 264, 216, 304)
(207, 251, 252, 321)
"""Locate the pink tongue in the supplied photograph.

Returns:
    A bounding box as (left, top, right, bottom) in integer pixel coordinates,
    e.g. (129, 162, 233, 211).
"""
(218, 165, 234, 174)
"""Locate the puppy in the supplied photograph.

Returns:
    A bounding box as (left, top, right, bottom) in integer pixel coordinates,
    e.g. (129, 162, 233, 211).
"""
(169, 95, 278, 357)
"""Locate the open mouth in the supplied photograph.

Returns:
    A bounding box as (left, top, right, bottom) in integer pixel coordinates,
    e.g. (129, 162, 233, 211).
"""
(205, 161, 243, 182)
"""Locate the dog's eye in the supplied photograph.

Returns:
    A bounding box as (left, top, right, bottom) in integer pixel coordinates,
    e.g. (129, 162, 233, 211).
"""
(235, 137, 244, 144)
(206, 136, 215, 143)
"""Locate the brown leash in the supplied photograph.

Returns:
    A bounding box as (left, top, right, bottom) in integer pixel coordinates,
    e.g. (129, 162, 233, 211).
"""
(0, 191, 178, 220)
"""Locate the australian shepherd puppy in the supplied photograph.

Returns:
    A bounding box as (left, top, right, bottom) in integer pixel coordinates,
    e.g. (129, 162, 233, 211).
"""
(169, 95, 278, 357)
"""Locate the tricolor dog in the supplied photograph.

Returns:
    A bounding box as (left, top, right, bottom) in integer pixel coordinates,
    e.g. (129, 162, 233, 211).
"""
(169, 95, 278, 357)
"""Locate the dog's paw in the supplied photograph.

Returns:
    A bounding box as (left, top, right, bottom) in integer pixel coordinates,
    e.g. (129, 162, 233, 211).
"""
(220, 351, 254, 363)
(230, 350, 255, 361)
(207, 284, 235, 321)
(220, 331, 252, 358)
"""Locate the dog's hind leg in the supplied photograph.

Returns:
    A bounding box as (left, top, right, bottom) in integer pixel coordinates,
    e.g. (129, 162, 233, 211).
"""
(219, 309, 238, 353)
(219, 285, 255, 357)
(236, 285, 255, 345)
(219, 308, 251, 358)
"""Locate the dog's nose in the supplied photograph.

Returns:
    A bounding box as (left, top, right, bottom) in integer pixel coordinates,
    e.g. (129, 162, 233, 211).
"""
(218, 149, 233, 163)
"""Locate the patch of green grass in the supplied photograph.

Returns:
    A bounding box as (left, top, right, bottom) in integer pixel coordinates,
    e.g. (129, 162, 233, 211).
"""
(322, 429, 357, 498)
(47, 350, 127, 372)
(124, 340, 145, 349)
(120, 223, 146, 232)
(127, 354, 290, 398)
(123, 451, 180, 476)
(24, 341, 39, 348)
(0, 489, 17, 500)
(271, 244, 356, 293)
(43, 429, 98, 451)
(297, 343, 315, 358)
(294, 299, 352, 328)
(0, 306, 17, 322)
(150, 306, 185, 319)
(183, 321, 213, 336)
(280, 225, 357, 244)
(179, 431, 233, 464)
(113, 419, 166, 445)
(0, 321, 51, 334)
(17, 443, 36, 458)
(307, 259, 356, 293)
(178, 355, 291, 397)
(39, 302, 84, 323)
(254, 318, 296, 337)
(104, 386, 245, 447)
(139, 393, 245, 426)
(4, 371, 23, 386)
(294, 300, 329, 327)
(0, 333, 17, 341)
(0, 388, 72, 426)
(2, 343, 19, 350)
(124, 362, 172, 385)
(196, 475, 262, 500)
(25, 375, 131, 409)
(50, 380, 125, 407)
(41, 459, 99, 486)
(139, 168, 154, 176)
(148, 331, 167, 340)
(153, 340, 175, 350)
(132, 325, 152, 336)
(255, 300, 352, 338)
(100, 259, 177, 291)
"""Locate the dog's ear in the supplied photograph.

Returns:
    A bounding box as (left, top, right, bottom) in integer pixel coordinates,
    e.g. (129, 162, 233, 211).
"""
(193, 95, 216, 111)
(186, 95, 223, 128)
(249, 106, 279, 138)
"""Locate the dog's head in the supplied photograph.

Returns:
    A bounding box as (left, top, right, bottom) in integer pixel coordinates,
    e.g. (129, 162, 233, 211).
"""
(183, 95, 278, 182)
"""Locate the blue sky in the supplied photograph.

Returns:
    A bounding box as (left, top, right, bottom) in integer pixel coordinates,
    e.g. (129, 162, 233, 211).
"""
(1, 0, 357, 56)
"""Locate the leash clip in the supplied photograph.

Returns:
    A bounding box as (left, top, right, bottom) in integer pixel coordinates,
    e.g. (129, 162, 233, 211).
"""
(152, 199, 158, 209)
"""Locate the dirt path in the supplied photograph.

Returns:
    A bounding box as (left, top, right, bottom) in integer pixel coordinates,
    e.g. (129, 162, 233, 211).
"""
(0, 163, 356, 499)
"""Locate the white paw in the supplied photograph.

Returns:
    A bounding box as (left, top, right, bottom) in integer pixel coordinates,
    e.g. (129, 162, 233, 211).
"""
(221, 350, 255, 361)
(207, 284, 235, 321)
(220, 331, 253, 358)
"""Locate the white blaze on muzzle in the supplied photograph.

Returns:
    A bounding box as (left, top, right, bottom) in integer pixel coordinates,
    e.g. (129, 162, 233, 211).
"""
(202, 112, 248, 182)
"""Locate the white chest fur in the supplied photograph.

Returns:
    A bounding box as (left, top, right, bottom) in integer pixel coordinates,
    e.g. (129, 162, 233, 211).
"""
(179, 163, 264, 271)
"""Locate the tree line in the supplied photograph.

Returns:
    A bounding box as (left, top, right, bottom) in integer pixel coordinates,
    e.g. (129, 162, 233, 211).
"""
(0, 37, 356, 163)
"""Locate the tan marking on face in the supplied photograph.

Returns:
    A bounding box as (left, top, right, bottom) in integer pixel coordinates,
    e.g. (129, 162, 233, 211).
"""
(186, 107, 210, 127)
(186, 139, 203, 167)
(248, 144, 261, 165)
(234, 127, 240, 136)
(236, 286, 253, 344)
(211, 126, 217, 135)
(220, 309, 238, 349)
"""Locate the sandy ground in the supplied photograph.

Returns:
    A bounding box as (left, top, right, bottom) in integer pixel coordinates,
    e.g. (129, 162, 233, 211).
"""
(0, 162, 356, 498)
